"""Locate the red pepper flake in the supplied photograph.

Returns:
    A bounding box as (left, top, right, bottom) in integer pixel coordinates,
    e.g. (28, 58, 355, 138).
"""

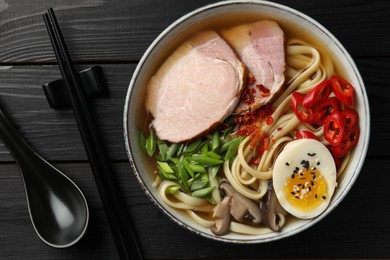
(277, 127, 283, 131)
(248, 72, 256, 85)
(257, 84, 271, 97)
(263, 137, 270, 150)
(249, 157, 261, 165)
(241, 88, 255, 105)
(266, 116, 274, 125)
(235, 105, 275, 147)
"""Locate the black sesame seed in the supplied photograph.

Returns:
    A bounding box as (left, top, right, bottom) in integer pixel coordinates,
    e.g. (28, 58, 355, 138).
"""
(300, 160, 305, 164)
(308, 153, 316, 157)
(308, 187, 311, 191)
(312, 175, 316, 180)
(291, 173, 295, 179)
(311, 181, 314, 186)
(295, 196, 300, 199)
(311, 172, 315, 175)
(286, 162, 290, 166)
(297, 184, 302, 186)
(317, 162, 321, 165)
(322, 196, 327, 200)
(295, 167, 300, 171)
(291, 192, 295, 195)
(315, 194, 318, 198)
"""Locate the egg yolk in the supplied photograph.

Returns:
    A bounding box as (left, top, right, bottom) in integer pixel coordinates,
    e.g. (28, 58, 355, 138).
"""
(284, 167, 328, 212)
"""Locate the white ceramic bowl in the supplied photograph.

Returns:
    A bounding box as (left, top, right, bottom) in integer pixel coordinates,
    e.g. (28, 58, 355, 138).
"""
(124, 0, 370, 243)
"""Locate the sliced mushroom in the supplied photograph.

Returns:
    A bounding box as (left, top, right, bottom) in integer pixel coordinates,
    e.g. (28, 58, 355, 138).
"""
(219, 181, 261, 224)
(210, 196, 231, 236)
(260, 182, 287, 231)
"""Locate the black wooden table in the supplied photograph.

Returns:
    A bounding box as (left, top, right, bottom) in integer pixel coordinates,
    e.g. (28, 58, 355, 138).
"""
(1, 1, 389, 259)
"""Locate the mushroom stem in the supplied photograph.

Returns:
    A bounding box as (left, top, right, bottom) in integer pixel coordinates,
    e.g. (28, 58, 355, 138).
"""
(260, 182, 287, 231)
(220, 181, 262, 224)
(210, 196, 231, 235)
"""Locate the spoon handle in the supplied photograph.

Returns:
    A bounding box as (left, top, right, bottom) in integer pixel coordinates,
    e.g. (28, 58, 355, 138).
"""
(0, 108, 37, 167)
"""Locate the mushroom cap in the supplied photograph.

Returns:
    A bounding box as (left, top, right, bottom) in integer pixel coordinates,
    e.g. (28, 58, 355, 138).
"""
(219, 181, 262, 224)
(260, 182, 287, 231)
(210, 196, 231, 236)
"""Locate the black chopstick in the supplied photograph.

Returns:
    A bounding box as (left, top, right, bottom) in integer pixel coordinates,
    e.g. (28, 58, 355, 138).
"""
(43, 8, 143, 260)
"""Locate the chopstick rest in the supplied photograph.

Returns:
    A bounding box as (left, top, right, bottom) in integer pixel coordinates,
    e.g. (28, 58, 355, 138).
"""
(43, 66, 108, 109)
(43, 8, 143, 260)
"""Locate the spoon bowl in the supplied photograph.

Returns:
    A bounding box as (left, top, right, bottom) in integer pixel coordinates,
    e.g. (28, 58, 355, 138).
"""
(0, 108, 89, 248)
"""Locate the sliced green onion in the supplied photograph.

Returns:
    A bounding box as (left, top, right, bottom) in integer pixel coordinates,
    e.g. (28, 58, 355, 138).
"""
(166, 185, 180, 194)
(209, 165, 220, 180)
(200, 142, 209, 154)
(182, 158, 195, 178)
(223, 127, 232, 140)
(178, 160, 189, 189)
(206, 150, 222, 159)
(166, 143, 179, 160)
(192, 186, 215, 198)
(184, 139, 203, 154)
(211, 131, 220, 151)
(187, 163, 206, 174)
(188, 154, 223, 166)
(220, 139, 233, 153)
(138, 130, 147, 154)
(170, 157, 179, 165)
(145, 128, 156, 157)
(157, 139, 169, 161)
(157, 170, 177, 180)
(190, 179, 208, 191)
(224, 137, 243, 160)
(157, 161, 174, 174)
(176, 143, 185, 157)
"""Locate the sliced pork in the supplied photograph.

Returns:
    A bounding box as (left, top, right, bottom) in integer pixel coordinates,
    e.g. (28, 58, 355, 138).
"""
(221, 20, 286, 113)
(146, 30, 247, 143)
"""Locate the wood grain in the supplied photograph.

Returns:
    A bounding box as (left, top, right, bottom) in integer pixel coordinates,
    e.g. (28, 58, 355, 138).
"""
(0, 59, 388, 162)
(0, 159, 389, 259)
(0, 0, 389, 259)
(1, 0, 390, 63)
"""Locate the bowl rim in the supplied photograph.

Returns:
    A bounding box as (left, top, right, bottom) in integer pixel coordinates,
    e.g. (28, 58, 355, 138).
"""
(123, 0, 370, 243)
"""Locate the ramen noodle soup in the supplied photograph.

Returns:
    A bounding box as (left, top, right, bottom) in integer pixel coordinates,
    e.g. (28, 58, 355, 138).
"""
(134, 11, 361, 237)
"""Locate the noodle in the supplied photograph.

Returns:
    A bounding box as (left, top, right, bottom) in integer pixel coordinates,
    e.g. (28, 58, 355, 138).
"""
(152, 39, 352, 235)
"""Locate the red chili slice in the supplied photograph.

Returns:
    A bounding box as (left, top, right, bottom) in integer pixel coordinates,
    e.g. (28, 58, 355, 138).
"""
(341, 108, 359, 131)
(295, 130, 318, 140)
(258, 84, 271, 97)
(324, 112, 346, 146)
(291, 92, 315, 124)
(331, 126, 360, 157)
(314, 97, 342, 125)
(303, 79, 332, 108)
(330, 75, 355, 106)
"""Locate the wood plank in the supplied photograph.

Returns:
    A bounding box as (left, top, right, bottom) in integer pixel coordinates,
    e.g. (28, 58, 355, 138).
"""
(0, 58, 388, 162)
(0, 159, 388, 259)
(0, 0, 389, 63)
(0, 63, 134, 161)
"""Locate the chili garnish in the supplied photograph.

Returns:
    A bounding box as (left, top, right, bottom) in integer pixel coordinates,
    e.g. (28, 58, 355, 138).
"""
(314, 97, 341, 125)
(295, 130, 318, 140)
(330, 75, 355, 106)
(291, 92, 316, 124)
(303, 79, 332, 108)
(290, 75, 360, 161)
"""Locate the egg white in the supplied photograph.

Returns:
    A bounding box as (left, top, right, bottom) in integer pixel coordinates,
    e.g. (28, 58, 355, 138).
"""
(273, 139, 337, 219)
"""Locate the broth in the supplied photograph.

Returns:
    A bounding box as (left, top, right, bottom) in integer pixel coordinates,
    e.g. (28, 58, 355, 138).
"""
(136, 11, 347, 181)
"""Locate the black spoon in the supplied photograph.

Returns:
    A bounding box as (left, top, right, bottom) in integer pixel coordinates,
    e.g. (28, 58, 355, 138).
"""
(0, 108, 89, 248)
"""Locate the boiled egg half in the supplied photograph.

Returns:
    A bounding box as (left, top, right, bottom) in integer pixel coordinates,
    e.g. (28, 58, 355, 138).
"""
(273, 139, 337, 219)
